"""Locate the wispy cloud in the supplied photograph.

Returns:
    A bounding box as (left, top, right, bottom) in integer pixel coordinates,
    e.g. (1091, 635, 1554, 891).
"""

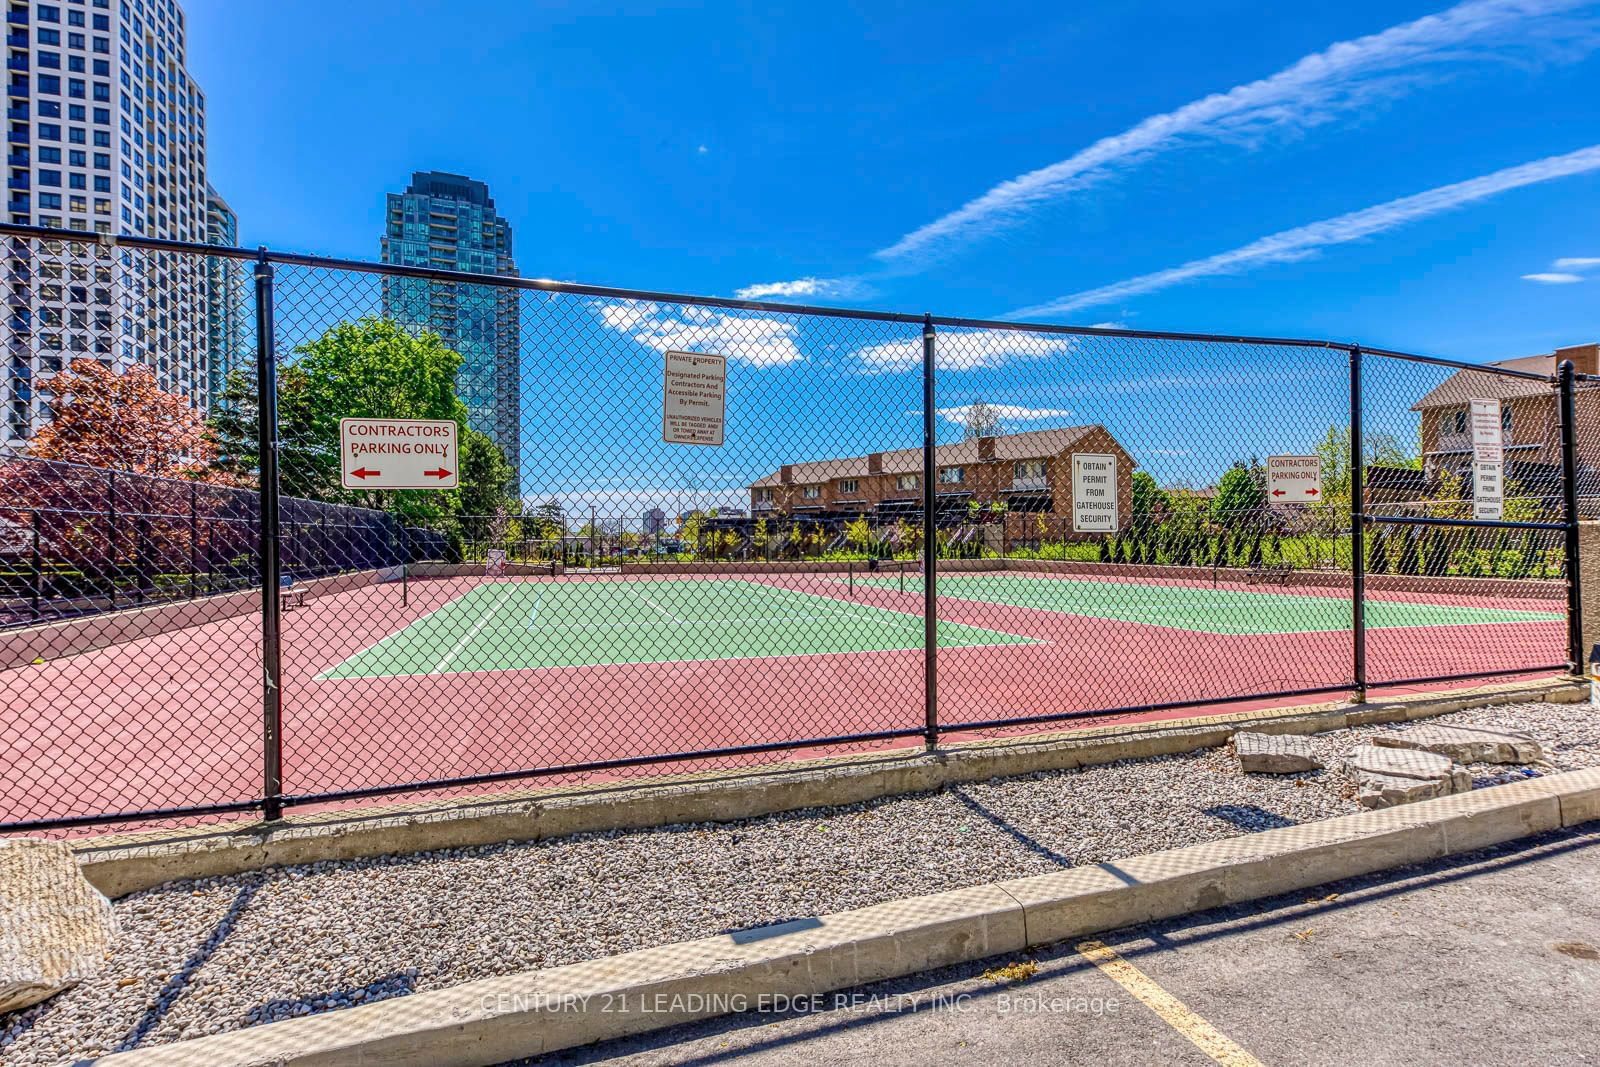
(1006, 143, 1600, 317)
(857, 328, 1078, 373)
(874, 0, 1599, 266)
(1554, 256, 1600, 269)
(1523, 271, 1585, 283)
(733, 277, 862, 301)
(934, 403, 1076, 427)
(595, 301, 803, 366)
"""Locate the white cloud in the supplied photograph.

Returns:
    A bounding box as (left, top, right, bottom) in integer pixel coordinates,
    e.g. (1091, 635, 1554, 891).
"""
(1523, 271, 1585, 283)
(697, 144, 709, 154)
(1006, 143, 1600, 317)
(1553, 256, 1600, 270)
(857, 328, 1078, 373)
(875, 0, 1600, 265)
(595, 301, 803, 367)
(1088, 321, 1127, 330)
(934, 403, 1076, 426)
(733, 276, 861, 301)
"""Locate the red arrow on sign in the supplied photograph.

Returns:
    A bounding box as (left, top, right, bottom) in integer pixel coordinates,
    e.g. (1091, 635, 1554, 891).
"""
(1306, 487, 1320, 496)
(1272, 489, 1286, 496)
(424, 468, 453, 479)
(350, 467, 381, 479)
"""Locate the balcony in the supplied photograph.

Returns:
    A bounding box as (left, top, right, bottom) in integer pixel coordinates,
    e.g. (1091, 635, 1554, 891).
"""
(5, 57, 26, 72)
(4, 31, 21, 47)
(5, 11, 26, 26)
(6, 79, 25, 98)
(6, 175, 24, 190)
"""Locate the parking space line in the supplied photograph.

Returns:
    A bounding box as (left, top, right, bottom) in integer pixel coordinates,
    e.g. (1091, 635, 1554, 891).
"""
(1075, 940, 1263, 1067)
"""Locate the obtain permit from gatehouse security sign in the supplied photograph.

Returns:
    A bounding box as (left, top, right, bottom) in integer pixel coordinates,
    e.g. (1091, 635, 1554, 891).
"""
(1071, 453, 1119, 533)
(339, 418, 459, 490)
(663, 350, 726, 446)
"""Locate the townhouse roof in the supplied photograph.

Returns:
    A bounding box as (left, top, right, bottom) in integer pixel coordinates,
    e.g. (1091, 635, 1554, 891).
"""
(1411, 343, 1599, 411)
(749, 425, 1107, 489)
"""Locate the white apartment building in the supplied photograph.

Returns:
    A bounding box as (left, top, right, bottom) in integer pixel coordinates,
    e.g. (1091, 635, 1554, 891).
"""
(3, 0, 210, 443)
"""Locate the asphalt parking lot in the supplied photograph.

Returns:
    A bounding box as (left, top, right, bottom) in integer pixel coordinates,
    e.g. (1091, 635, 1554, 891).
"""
(524, 822, 1600, 1066)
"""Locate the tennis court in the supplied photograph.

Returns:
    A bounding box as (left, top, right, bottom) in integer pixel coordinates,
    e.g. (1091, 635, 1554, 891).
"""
(848, 572, 1561, 636)
(320, 578, 1036, 678)
(0, 566, 1569, 834)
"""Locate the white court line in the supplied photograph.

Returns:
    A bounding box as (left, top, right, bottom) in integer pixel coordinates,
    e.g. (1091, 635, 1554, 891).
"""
(430, 584, 519, 675)
(632, 588, 685, 623)
(523, 587, 545, 630)
(521, 612, 877, 633)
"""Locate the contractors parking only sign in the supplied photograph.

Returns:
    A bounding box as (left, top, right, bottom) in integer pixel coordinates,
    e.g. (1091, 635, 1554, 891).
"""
(339, 418, 459, 490)
(1267, 455, 1322, 503)
(662, 350, 726, 446)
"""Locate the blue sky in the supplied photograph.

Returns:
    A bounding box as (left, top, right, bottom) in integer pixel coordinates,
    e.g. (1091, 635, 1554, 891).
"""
(189, 1, 1600, 505)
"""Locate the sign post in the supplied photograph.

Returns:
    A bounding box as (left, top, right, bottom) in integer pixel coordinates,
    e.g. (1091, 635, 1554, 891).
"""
(1469, 398, 1504, 521)
(1071, 453, 1119, 534)
(662, 350, 726, 446)
(339, 418, 459, 490)
(1267, 455, 1323, 504)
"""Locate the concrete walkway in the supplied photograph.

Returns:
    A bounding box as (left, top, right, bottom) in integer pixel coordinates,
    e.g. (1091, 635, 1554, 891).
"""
(524, 822, 1600, 1066)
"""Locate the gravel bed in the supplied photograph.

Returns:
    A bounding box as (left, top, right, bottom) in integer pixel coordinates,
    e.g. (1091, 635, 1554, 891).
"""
(4, 699, 1596, 1064)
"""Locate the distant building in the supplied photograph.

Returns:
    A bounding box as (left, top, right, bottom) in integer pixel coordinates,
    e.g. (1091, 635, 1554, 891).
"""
(1411, 342, 1599, 504)
(380, 171, 520, 478)
(749, 425, 1136, 541)
(2, 0, 213, 442)
(643, 508, 666, 535)
(204, 184, 243, 407)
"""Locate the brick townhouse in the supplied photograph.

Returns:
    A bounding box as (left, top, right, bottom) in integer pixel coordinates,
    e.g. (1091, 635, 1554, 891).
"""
(1411, 341, 1600, 505)
(746, 425, 1136, 541)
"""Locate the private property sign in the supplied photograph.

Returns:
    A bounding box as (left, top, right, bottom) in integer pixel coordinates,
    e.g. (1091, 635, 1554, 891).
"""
(1470, 398, 1504, 520)
(339, 418, 459, 490)
(662, 350, 726, 446)
(1071, 453, 1119, 533)
(1267, 455, 1322, 503)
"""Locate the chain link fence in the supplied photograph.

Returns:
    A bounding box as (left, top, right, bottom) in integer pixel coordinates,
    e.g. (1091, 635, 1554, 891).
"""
(0, 223, 1582, 834)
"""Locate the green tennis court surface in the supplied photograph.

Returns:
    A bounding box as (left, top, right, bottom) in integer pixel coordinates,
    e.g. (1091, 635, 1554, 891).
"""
(852, 573, 1561, 636)
(321, 579, 1036, 678)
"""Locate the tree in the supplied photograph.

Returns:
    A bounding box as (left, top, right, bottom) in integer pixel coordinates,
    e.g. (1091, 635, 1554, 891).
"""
(23, 359, 230, 481)
(960, 400, 1001, 440)
(844, 515, 872, 553)
(1213, 465, 1264, 528)
(529, 499, 568, 540)
(0, 360, 236, 586)
(454, 429, 515, 545)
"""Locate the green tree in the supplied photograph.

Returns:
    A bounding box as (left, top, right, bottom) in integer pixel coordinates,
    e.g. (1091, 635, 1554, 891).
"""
(1213, 465, 1264, 528)
(454, 429, 515, 544)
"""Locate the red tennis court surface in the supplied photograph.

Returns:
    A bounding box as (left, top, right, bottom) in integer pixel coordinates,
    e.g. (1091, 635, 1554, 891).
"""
(0, 569, 1566, 835)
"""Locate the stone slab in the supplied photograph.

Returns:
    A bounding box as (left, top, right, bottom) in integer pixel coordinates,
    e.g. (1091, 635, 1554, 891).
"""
(1344, 744, 1472, 810)
(1235, 731, 1323, 774)
(1370, 723, 1543, 764)
(0, 838, 118, 1014)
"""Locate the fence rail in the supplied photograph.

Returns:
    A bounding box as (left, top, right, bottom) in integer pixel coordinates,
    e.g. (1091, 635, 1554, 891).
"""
(0, 222, 1584, 834)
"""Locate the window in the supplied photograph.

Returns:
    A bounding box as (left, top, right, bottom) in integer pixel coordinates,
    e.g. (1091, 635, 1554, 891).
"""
(1501, 406, 1513, 436)
(938, 467, 965, 485)
(1453, 410, 1467, 435)
(837, 479, 859, 494)
(801, 485, 821, 500)
(1014, 459, 1047, 481)
(753, 487, 773, 505)
(895, 473, 919, 491)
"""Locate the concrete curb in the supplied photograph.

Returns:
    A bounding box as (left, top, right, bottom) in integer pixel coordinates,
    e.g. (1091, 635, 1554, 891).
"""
(73, 677, 1586, 899)
(89, 767, 1600, 1067)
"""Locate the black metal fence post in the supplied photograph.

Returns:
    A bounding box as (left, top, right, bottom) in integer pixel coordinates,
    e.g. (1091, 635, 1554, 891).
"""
(106, 468, 116, 611)
(1349, 344, 1367, 702)
(188, 480, 198, 600)
(1557, 358, 1583, 672)
(921, 314, 938, 748)
(30, 507, 41, 622)
(255, 250, 285, 822)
